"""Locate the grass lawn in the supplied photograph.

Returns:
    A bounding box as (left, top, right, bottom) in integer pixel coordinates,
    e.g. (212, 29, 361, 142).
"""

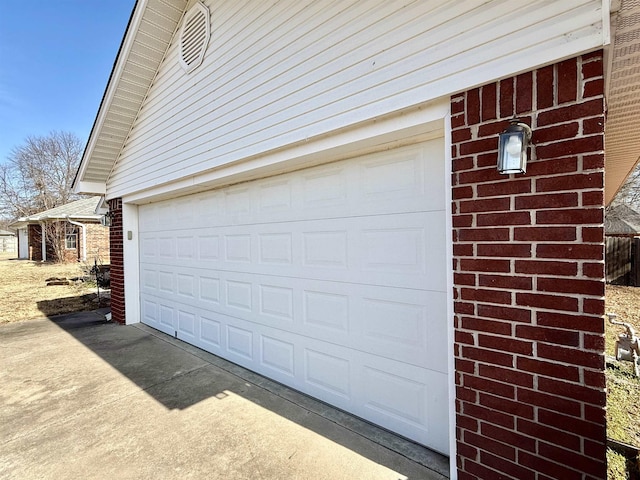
(606, 285, 640, 480)
(0, 252, 108, 323)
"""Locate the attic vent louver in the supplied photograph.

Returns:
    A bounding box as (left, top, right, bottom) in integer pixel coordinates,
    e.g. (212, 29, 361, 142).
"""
(179, 2, 210, 73)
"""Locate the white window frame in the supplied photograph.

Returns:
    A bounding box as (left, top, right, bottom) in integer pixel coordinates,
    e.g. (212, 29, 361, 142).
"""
(65, 225, 78, 250)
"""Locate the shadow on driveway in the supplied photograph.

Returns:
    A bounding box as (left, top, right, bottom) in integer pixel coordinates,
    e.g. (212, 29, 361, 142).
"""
(1, 307, 449, 479)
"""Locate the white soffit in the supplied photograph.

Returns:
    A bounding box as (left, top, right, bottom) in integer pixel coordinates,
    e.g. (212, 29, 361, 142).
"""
(605, 0, 640, 204)
(76, 0, 187, 188)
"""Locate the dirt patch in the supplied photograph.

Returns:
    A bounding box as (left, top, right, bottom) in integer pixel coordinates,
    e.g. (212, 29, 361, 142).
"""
(0, 253, 109, 323)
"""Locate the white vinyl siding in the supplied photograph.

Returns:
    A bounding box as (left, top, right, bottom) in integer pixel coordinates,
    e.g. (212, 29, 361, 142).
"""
(107, 0, 605, 199)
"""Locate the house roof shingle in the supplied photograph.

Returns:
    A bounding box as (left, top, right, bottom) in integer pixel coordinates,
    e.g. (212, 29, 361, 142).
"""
(9, 196, 103, 228)
(605, 204, 640, 235)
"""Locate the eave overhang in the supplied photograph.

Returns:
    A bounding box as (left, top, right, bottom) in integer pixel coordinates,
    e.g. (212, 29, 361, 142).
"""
(73, 0, 187, 195)
(604, 0, 640, 204)
(74, 0, 639, 205)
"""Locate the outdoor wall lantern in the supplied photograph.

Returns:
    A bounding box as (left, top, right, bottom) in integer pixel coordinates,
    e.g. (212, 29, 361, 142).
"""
(100, 211, 112, 227)
(497, 119, 532, 174)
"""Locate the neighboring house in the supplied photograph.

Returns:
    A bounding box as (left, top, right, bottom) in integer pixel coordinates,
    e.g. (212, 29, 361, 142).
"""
(605, 204, 640, 237)
(605, 204, 640, 285)
(72, 1, 640, 479)
(10, 196, 110, 264)
(0, 229, 17, 253)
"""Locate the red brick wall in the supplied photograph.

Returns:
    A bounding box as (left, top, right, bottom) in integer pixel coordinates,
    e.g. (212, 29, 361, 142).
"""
(108, 198, 125, 324)
(27, 221, 108, 263)
(61, 233, 80, 263)
(85, 223, 110, 264)
(28, 224, 42, 261)
(451, 52, 606, 480)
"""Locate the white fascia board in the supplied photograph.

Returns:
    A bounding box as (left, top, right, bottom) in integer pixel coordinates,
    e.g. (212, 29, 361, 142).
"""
(40, 215, 101, 221)
(603, 0, 612, 46)
(74, 181, 107, 195)
(8, 219, 28, 229)
(604, 0, 617, 96)
(74, 0, 149, 189)
(122, 98, 449, 204)
(95, 197, 109, 215)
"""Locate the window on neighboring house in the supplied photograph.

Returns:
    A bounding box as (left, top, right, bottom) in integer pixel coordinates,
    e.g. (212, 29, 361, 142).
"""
(65, 225, 78, 250)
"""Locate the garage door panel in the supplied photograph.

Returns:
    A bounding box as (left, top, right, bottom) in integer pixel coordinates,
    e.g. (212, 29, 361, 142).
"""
(227, 324, 254, 361)
(259, 232, 293, 265)
(176, 306, 450, 449)
(358, 292, 448, 374)
(141, 298, 176, 337)
(261, 335, 296, 377)
(176, 235, 196, 261)
(157, 236, 176, 260)
(259, 284, 294, 321)
(176, 273, 196, 299)
(138, 140, 449, 454)
(139, 145, 443, 234)
(304, 347, 352, 402)
(139, 212, 446, 291)
(141, 299, 160, 330)
(358, 363, 448, 453)
(362, 366, 427, 427)
(141, 275, 444, 370)
(194, 234, 221, 261)
(177, 308, 197, 343)
(299, 335, 448, 449)
(199, 314, 222, 350)
(225, 279, 253, 312)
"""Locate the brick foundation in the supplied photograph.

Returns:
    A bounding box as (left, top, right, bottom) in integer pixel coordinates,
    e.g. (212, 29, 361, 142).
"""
(108, 198, 125, 324)
(452, 52, 606, 479)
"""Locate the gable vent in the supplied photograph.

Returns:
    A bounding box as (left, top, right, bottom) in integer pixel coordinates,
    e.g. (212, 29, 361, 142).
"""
(179, 2, 210, 73)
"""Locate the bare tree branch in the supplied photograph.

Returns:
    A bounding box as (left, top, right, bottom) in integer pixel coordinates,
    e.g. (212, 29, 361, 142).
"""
(0, 131, 84, 219)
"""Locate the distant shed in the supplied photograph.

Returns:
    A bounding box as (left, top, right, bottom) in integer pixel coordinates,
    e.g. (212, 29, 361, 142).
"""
(0, 229, 16, 254)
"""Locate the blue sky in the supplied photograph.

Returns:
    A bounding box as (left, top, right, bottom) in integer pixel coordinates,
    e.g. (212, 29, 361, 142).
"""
(0, 1, 136, 164)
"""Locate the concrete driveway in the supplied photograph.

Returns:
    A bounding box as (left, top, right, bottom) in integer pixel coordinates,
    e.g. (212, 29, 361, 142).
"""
(0, 310, 448, 479)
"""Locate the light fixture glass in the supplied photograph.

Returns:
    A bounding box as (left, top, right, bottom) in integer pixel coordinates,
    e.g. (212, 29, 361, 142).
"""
(497, 119, 532, 174)
(100, 212, 112, 227)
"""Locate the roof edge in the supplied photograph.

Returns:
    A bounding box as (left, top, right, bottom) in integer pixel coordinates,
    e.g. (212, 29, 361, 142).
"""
(72, 0, 142, 192)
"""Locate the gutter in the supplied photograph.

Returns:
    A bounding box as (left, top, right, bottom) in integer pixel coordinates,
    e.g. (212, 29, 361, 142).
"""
(72, 0, 140, 192)
(67, 217, 87, 262)
(40, 222, 46, 262)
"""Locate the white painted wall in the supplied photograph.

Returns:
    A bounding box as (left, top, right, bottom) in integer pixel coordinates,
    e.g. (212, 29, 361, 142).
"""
(106, 0, 606, 199)
(122, 202, 140, 326)
(18, 229, 28, 259)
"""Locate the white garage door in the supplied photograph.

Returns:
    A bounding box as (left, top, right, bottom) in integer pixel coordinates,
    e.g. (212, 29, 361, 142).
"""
(138, 140, 449, 454)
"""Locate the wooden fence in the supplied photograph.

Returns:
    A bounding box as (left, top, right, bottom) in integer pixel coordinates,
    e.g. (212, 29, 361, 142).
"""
(606, 236, 640, 286)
